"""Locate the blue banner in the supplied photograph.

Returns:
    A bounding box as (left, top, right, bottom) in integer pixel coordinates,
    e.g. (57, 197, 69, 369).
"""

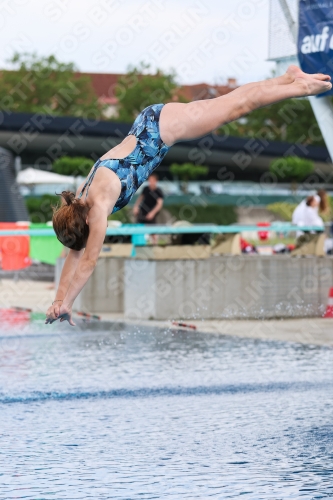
(298, 0, 333, 97)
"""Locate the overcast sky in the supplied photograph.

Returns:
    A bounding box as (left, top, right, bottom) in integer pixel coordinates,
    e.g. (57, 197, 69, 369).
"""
(0, 0, 275, 85)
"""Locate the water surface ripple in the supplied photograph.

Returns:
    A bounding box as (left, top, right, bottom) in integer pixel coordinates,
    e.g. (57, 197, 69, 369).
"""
(0, 321, 333, 499)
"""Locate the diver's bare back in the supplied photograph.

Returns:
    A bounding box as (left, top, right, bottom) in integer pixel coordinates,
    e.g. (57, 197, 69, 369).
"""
(75, 167, 121, 216)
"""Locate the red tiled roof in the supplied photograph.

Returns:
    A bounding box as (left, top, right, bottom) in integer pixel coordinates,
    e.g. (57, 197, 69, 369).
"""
(76, 72, 122, 101)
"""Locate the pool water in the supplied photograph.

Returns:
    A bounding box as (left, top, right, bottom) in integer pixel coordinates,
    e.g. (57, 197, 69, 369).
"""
(0, 320, 333, 499)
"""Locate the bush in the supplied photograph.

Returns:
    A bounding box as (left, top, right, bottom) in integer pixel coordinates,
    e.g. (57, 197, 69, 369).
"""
(109, 204, 237, 226)
(25, 195, 59, 223)
(25, 197, 237, 226)
(53, 156, 94, 177)
(166, 204, 237, 225)
(169, 163, 208, 180)
(269, 156, 314, 182)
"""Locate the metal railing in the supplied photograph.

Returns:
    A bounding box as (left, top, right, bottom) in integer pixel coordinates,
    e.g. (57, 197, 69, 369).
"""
(0, 224, 326, 237)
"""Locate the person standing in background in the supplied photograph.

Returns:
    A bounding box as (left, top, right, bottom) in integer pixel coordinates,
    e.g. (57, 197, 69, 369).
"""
(133, 173, 164, 224)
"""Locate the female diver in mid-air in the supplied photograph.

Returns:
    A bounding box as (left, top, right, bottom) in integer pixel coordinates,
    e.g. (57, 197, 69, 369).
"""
(45, 65, 332, 326)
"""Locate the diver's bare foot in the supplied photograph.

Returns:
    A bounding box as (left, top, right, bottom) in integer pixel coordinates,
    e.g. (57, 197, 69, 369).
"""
(294, 76, 332, 97)
(287, 64, 331, 83)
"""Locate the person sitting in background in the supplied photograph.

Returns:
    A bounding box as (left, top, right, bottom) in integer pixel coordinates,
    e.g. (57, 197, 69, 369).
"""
(292, 190, 328, 233)
(133, 173, 164, 224)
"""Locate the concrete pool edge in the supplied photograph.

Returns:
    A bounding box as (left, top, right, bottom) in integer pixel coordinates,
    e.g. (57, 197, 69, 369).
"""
(1, 279, 332, 347)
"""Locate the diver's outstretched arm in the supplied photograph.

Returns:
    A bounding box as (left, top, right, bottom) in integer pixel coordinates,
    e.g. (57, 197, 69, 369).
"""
(46, 205, 108, 326)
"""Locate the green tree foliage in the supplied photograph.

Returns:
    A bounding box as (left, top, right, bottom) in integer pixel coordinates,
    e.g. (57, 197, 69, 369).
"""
(115, 62, 186, 123)
(269, 156, 314, 182)
(219, 98, 325, 145)
(52, 156, 94, 176)
(0, 52, 102, 117)
(25, 194, 58, 223)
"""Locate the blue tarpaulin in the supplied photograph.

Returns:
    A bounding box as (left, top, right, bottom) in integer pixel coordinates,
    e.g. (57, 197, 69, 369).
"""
(298, 0, 333, 97)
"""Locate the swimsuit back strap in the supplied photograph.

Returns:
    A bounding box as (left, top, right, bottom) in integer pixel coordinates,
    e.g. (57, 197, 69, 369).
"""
(78, 162, 100, 200)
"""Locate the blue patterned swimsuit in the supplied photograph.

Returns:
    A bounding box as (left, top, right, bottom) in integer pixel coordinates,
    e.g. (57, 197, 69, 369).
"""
(78, 103, 171, 213)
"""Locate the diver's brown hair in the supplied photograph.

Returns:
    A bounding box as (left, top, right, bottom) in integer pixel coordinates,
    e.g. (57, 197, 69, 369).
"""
(52, 191, 90, 251)
(317, 189, 329, 214)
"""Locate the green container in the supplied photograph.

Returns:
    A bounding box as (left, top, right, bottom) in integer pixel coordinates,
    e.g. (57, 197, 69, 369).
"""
(30, 223, 63, 265)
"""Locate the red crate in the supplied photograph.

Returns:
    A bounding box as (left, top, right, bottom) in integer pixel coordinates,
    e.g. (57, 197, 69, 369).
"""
(0, 223, 31, 271)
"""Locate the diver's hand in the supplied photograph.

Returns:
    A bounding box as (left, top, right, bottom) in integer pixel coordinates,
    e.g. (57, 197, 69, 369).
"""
(45, 303, 76, 326)
(45, 301, 62, 323)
